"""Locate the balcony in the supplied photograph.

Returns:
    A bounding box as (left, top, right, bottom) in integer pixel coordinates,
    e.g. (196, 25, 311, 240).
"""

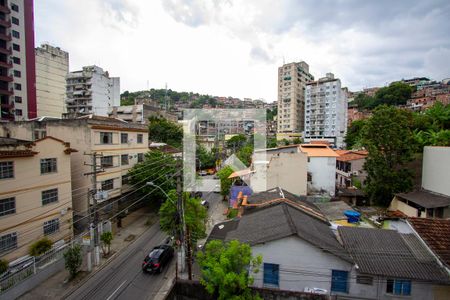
(0, 32, 11, 41)
(0, 74, 13, 82)
(0, 6, 10, 14)
(0, 88, 13, 96)
(0, 46, 11, 55)
(0, 102, 13, 109)
(0, 18, 11, 28)
(0, 61, 12, 68)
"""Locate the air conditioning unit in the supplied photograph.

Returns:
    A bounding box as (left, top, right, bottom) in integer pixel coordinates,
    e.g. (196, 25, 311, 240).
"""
(352, 171, 359, 176)
(60, 208, 67, 216)
(95, 191, 109, 201)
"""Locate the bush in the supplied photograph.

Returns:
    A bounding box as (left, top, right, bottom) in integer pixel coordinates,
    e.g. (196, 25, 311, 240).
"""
(227, 208, 238, 219)
(29, 238, 53, 256)
(64, 244, 82, 278)
(100, 231, 113, 256)
(0, 259, 8, 274)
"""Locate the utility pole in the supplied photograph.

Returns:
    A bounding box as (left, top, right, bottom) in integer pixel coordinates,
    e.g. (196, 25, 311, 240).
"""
(176, 159, 186, 275)
(84, 152, 103, 269)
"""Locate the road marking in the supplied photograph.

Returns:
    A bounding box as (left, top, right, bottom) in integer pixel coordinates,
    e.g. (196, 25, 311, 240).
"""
(106, 280, 127, 300)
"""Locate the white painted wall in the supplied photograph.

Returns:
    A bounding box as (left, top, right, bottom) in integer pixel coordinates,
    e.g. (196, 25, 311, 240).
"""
(308, 157, 336, 196)
(422, 146, 450, 196)
(265, 152, 308, 195)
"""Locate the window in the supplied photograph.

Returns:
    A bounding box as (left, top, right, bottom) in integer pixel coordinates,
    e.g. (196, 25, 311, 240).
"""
(263, 263, 279, 287)
(12, 43, 19, 51)
(43, 218, 59, 235)
(386, 279, 411, 296)
(100, 132, 113, 144)
(40, 158, 57, 174)
(14, 83, 21, 90)
(331, 270, 349, 293)
(0, 161, 13, 179)
(121, 133, 128, 144)
(121, 154, 129, 165)
(42, 189, 58, 205)
(137, 153, 144, 163)
(11, 16, 19, 25)
(101, 156, 114, 168)
(12, 56, 20, 64)
(122, 174, 129, 185)
(11, 3, 19, 12)
(0, 197, 15, 217)
(356, 275, 373, 285)
(14, 96, 22, 103)
(15, 109, 22, 116)
(137, 134, 143, 144)
(0, 232, 17, 254)
(12, 30, 19, 38)
(102, 179, 114, 191)
(13, 70, 20, 77)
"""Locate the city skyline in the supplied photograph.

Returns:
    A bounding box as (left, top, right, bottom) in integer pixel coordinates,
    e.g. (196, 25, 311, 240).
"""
(35, 0, 450, 102)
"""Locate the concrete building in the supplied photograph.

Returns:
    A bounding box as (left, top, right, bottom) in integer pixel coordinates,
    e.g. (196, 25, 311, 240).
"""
(0, 0, 36, 121)
(0, 136, 76, 262)
(304, 73, 348, 148)
(335, 150, 368, 189)
(35, 43, 69, 118)
(276, 61, 314, 140)
(64, 65, 120, 118)
(389, 146, 450, 218)
(300, 144, 338, 197)
(108, 104, 178, 124)
(0, 115, 148, 230)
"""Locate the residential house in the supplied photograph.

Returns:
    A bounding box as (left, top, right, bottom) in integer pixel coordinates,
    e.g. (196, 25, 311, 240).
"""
(0, 115, 148, 230)
(389, 146, 450, 218)
(300, 144, 338, 197)
(208, 189, 354, 296)
(0, 136, 76, 262)
(335, 150, 368, 189)
(108, 104, 178, 124)
(339, 227, 450, 300)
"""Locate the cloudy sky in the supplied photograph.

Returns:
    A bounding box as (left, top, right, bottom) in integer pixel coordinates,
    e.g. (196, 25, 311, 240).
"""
(35, 0, 450, 102)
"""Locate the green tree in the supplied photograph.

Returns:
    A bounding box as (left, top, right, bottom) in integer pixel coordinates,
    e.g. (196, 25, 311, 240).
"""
(237, 145, 254, 167)
(128, 150, 177, 203)
(148, 116, 183, 148)
(374, 82, 413, 106)
(361, 106, 416, 205)
(354, 93, 377, 110)
(64, 244, 82, 279)
(100, 231, 113, 256)
(197, 240, 262, 300)
(217, 166, 234, 200)
(226, 134, 247, 152)
(197, 144, 216, 169)
(292, 137, 301, 144)
(29, 238, 53, 256)
(266, 137, 277, 148)
(0, 259, 8, 275)
(159, 190, 207, 244)
(345, 119, 367, 149)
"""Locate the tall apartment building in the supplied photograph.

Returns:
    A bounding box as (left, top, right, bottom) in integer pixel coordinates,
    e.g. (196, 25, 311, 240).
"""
(304, 73, 348, 148)
(0, 0, 36, 121)
(0, 136, 76, 262)
(276, 61, 314, 140)
(35, 44, 69, 118)
(64, 65, 120, 118)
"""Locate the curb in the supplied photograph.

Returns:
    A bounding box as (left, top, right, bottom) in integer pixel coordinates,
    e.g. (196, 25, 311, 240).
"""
(62, 220, 159, 299)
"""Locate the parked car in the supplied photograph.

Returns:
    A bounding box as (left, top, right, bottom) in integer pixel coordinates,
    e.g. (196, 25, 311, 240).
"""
(142, 245, 174, 274)
(198, 170, 208, 176)
(201, 200, 210, 209)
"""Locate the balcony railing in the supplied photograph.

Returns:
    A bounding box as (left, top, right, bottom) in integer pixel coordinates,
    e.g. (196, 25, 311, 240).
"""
(0, 88, 13, 96)
(0, 61, 12, 68)
(0, 46, 11, 55)
(0, 32, 11, 41)
(0, 6, 11, 14)
(0, 18, 11, 27)
(0, 74, 13, 82)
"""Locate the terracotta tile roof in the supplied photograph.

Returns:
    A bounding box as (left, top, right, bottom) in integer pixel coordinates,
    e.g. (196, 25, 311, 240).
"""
(300, 144, 339, 157)
(337, 153, 367, 162)
(0, 137, 33, 147)
(0, 150, 38, 158)
(334, 150, 350, 156)
(408, 218, 450, 268)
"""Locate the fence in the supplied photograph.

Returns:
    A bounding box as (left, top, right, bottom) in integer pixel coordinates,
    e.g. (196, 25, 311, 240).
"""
(0, 242, 70, 294)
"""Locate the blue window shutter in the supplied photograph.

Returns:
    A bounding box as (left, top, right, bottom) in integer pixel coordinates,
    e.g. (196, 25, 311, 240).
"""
(263, 263, 279, 286)
(331, 270, 348, 293)
(402, 280, 411, 295)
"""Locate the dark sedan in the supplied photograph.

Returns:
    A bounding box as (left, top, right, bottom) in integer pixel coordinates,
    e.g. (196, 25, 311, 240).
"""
(142, 244, 174, 274)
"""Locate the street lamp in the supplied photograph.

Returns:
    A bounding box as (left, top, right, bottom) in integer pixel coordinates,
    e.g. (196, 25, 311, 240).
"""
(146, 181, 174, 204)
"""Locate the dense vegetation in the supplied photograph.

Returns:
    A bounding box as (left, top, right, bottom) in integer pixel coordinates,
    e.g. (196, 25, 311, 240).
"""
(352, 82, 413, 110)
(121, 89, 218, 108)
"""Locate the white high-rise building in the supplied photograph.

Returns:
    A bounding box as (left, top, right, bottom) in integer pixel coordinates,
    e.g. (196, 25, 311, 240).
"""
(35, 44, 69, 118)
(304, 73, 348, 148)
(64, 65, 120, 118)
(276, 61, 314, 141)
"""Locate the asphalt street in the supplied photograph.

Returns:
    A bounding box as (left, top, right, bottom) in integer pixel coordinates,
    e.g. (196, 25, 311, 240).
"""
(65, 222, 174, 300)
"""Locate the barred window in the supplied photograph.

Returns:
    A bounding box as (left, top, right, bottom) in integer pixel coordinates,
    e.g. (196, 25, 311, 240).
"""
(0, 197, 15, 217)
(122, 174, 130, 185)
(121, 133, 128, 144)
(43, 219, 60, 235)
(102, 179, 114, 191)
(137, 134, 143, 144)
(137, 153, 144, 162)
(0, 161, 14, 179)
(121, 154, 129, 165)
(0, 233, 17, 254)
(42, 189, 58, 205)
(101, 156, 114, 168)
(40, 158, 57, 174)
(100, 132, 113, 144)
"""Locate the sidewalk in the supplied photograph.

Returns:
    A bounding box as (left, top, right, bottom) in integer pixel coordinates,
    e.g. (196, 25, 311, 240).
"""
(19, 207, 158, 300)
